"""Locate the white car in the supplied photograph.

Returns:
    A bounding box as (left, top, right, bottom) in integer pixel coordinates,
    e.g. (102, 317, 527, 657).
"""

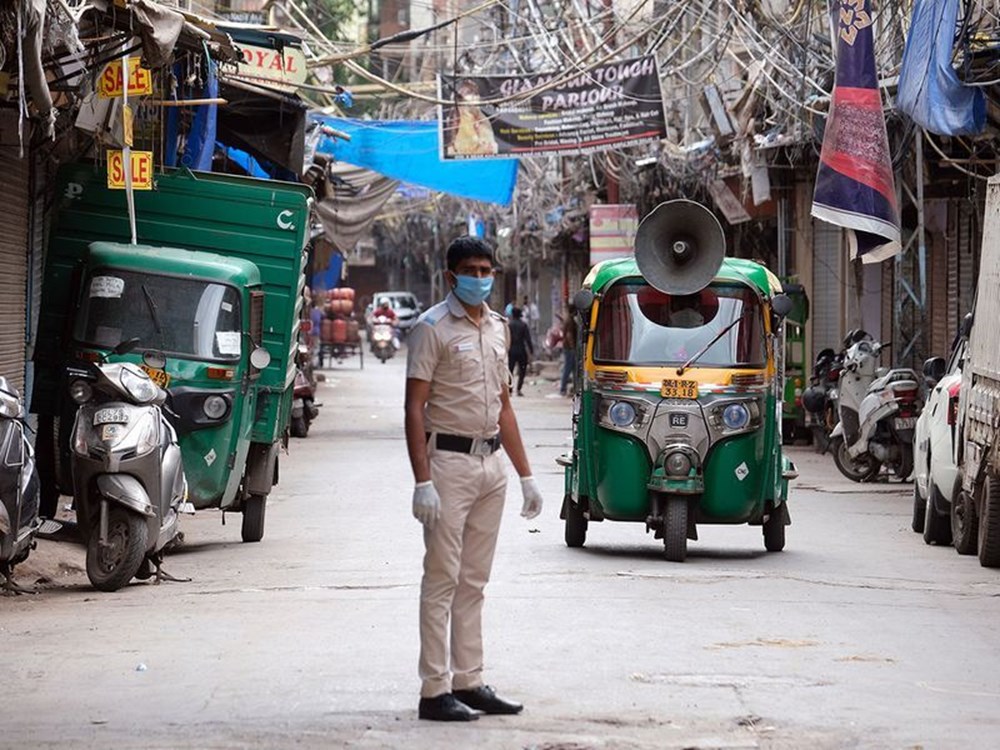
(912, 338, 966, 546)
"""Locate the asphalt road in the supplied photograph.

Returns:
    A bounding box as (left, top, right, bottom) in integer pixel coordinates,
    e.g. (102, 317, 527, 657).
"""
(4, 348, 999, 749)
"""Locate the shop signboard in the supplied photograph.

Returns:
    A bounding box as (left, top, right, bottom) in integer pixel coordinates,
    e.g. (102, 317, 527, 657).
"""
(589, 204, 639, 266)
(98, 58, 153, 98)
(438, 55, 666, 160)
(106, 150, 154, 190)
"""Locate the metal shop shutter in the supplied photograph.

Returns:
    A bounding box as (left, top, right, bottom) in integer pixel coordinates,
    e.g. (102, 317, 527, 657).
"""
(0, 148, 30, 393)
(811, 221, 844, 355)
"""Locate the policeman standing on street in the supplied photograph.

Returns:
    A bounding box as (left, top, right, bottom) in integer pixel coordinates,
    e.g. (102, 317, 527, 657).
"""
(405, 236, 544, 722)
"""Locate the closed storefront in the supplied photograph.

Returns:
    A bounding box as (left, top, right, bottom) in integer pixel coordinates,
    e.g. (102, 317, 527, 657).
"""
(0, 129, 31, 394)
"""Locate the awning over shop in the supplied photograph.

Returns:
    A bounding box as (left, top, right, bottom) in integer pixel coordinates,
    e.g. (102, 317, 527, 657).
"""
(313, 160, 400, 255)
(311, 116, 519, 206)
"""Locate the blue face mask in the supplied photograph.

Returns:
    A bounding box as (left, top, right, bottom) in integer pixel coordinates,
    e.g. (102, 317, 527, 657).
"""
(453, 274, 494, 305)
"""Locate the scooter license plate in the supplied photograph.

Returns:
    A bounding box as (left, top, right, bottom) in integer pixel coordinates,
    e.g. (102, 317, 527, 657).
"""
(94, 407, 129, 425)
(141, 364, 171, 388)
(894, 416, 917, 430)
(660, 379, 699, 399)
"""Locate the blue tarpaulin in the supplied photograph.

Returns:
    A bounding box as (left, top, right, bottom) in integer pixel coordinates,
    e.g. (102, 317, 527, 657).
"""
(897, 0, 985, 136)
(311, 116, 519, 206)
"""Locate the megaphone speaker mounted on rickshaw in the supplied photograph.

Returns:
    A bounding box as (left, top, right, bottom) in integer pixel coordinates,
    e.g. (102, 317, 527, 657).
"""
(634, 200, 726, 296)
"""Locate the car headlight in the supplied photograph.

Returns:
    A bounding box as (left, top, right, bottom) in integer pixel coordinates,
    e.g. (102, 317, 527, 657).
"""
(722, 403, 750, 430)
(609, 401, 637, 427)
(203, 395, 229, 420)
(665, 451, 692, 476)
(120, 368, 158, 403)
(69, 380, 93, 404)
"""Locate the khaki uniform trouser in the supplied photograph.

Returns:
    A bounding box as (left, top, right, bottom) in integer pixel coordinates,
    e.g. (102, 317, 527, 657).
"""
(419, 444, 507, 698)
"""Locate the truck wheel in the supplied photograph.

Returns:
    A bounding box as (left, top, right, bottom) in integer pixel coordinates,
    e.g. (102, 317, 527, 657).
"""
(662, 499, 688, 562)
(564, 497, 587, 548)
(86, 507, 148, 592)
(763, 503, 787, 552)
(978, 475, 1000, 567)
(911, 483, 926, 533)
(952, 488, 978, 556)
(241, 495, 266, 543)
(923, 485, 952, 546)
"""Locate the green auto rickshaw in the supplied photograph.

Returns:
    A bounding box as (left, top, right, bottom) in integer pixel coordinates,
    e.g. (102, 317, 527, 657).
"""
(559, 200, 797, 561)
(32, 164, 310, 542)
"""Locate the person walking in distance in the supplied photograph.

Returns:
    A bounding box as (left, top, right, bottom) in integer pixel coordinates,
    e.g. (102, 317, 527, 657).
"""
(507, 307, 533, 397)
(560, 305, 578, 396)
(404, 236, 545, 722)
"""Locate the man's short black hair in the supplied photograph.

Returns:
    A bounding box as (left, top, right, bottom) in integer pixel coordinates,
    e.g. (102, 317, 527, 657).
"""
(446, 236, 494, 272)
(511, 306, 523, 319)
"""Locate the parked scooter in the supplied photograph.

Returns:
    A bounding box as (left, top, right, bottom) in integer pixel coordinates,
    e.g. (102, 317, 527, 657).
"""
(802, 347, 843, 453)
(66, 340, 190, 591)
(290, 343, 319, 438)
(370, 317, 398, 363)
(829, 336, 922, 482)
(0, 378, 44, 594)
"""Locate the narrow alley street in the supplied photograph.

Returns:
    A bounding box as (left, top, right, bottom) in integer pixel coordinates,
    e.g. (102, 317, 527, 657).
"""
(4, 350, 998, 749)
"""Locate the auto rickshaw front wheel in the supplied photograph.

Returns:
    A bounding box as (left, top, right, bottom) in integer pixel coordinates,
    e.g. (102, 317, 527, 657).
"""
(662, 499, 688, 562)
(242, 495, 267, 543)
(564, 497, 587, 548)
(763, 503, 787, 552)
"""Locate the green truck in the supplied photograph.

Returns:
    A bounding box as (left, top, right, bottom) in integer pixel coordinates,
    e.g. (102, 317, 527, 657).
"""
(32, 163, 312, 542)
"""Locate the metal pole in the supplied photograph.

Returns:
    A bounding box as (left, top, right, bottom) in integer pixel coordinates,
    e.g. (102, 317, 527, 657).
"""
(122, 49, 137, 245)
(916, 129, 927, 361)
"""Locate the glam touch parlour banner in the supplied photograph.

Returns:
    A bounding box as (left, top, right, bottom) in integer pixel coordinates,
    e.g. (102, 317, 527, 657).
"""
(438, 55, 667, 160)
(811, 0, 901, 263)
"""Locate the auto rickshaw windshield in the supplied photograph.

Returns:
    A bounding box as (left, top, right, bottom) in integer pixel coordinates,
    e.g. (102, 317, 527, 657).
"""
(74, 270, 243, 362)
(594, 282, 766, 367)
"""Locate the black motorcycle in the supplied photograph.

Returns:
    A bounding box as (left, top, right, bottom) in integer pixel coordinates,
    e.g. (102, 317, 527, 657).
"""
(802, 347, 844, 453)
(0, 377, 43, 593)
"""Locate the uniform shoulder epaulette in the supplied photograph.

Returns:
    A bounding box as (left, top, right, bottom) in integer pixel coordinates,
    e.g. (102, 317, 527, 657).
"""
(419, 302, 449, 326)
(488, 309, 508, 323)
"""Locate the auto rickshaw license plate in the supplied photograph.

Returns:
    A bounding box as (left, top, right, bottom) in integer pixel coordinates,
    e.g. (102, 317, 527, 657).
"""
(660, 379, 699, 399)
(141, 364, 171, 388)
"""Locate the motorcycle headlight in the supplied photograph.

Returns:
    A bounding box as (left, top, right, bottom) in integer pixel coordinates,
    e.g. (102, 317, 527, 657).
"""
(120, 368, 158, 403)
(609, 401, 637, 427)
(665, 451, 692, 476)
(722, 403, 750, 430)
(134, 417, 159, 457)
(203, 395, 229, 420)
(69, 380, 93, 404)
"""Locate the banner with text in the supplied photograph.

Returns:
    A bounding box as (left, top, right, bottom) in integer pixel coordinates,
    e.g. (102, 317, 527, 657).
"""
(438, 56, 666, 160)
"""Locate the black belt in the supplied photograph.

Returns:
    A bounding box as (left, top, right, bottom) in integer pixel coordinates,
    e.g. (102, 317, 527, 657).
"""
(428, 432, 502, 455)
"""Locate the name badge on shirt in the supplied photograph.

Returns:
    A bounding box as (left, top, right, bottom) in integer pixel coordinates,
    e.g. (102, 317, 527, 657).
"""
(453, 342, 475, 352)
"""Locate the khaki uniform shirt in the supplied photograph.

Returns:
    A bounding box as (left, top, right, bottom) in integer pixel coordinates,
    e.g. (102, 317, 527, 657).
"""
(406, 292, 510, 438)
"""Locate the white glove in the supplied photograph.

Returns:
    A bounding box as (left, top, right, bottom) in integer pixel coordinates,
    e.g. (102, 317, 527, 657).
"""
(412, 481, 440, 527)
(519, 476, 544, 519)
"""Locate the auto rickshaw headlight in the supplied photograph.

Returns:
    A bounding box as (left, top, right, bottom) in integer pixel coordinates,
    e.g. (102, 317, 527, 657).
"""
(609, 401, 637, 427)
(69, 379, 93, 404)
(203, 395, 229, 420)
(665, 451, 692, 476)
(722, 403, 750, 430)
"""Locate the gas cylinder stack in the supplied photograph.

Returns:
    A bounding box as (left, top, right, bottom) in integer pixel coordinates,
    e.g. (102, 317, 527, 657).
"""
(319, 288, 363, 367)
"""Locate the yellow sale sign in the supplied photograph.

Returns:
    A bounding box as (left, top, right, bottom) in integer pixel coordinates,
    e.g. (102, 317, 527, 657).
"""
(107, 151, 154, 190)
(98, 58, 153, 98)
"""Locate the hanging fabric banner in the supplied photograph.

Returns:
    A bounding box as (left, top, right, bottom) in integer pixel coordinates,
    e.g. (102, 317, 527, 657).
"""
(811, 0, 900, 263)
(437, 55, 666, 160)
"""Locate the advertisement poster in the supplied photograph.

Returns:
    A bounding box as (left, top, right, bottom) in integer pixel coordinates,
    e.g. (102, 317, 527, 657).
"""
(589, 204, 639, 266)
(438, 55, 666, 160)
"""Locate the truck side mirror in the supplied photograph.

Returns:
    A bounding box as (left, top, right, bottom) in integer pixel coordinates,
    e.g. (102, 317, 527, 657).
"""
(572, 289, 594, 316)
(770, 294, 793, 318)
(923, 356, 946, 385)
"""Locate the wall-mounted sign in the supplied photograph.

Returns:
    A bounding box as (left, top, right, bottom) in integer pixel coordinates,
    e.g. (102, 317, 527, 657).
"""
(236, 44, 307, 87)
(589, 204, 639, 266)
(98, 58, 153, 98)
(107, 150, 154, 190)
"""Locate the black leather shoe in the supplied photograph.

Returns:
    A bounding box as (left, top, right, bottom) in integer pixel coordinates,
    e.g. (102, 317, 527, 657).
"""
(418, 693, 479, 722)
(452, 685, 523, 715)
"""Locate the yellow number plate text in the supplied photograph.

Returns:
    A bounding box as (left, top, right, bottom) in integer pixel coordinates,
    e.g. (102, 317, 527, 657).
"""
(141, 365, 171, 388)
(660, 379, 698, 399)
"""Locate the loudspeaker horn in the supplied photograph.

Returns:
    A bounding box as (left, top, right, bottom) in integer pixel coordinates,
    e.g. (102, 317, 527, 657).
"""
(634, 199, 725, 296)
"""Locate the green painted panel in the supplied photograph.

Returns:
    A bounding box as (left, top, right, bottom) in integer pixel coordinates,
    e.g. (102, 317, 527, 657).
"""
(700, 432, 766, 521)
(587, 257, 775, 297)
(594, 427, 651, 518)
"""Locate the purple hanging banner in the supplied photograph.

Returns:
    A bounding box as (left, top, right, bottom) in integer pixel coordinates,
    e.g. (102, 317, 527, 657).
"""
(811, 0, 900, 263)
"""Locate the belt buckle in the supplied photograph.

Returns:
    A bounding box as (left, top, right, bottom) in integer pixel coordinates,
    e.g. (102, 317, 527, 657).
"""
(469, 437, 491, 456)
